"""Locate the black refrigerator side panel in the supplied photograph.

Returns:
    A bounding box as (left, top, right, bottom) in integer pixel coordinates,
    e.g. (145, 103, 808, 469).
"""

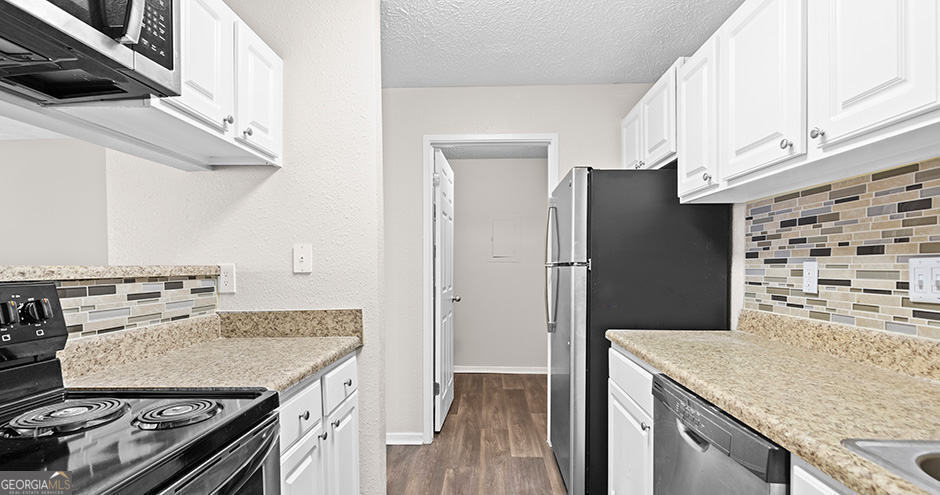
(584, 169, 730, 495)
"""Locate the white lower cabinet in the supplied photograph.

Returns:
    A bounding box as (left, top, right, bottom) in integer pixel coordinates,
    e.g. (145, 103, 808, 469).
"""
(325, 390, 359, 495)
(608, 380, 652, 495)
(791, 457, 856, 495)
(281, 421, 327, 495)
(608, 347, 655, 495)
(278, 354, 359, 494)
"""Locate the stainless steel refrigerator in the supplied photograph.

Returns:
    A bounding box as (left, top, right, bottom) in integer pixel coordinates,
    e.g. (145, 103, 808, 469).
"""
(546, 167, 730, 495)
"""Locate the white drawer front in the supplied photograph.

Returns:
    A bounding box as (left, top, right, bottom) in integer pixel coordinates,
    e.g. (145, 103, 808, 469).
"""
(279, 379, 323, 454)
(609, 348, 653, 417)
(322, 355, 358, 415)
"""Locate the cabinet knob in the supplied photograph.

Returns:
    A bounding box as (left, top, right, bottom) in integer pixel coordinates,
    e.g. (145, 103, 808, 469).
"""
(637, 161, 645, 169)
(641, 422, 650, 431)
(320, 431, 328, 440)
(223, 115, 234, 125)
(299, 410, 310, 421)
(243, 128, 254, 137)
(702, 172, 711, 183)
(779, 138, 793, 149)
(451, 295, 461, 303)
(332, 419, 341, 428)
(344, 378, 353, 387)
(810, 127, 825, 139)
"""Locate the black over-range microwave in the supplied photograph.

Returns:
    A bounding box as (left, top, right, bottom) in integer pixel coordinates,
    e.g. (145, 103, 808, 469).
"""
(0, 0, 180, 104)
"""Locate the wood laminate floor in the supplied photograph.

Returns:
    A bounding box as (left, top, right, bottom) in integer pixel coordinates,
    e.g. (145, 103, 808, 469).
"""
(387, 373, 567, 495)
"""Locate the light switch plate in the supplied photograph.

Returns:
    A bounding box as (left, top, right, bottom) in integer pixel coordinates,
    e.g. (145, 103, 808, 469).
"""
(219, 263, 236, 294)
(293, 243, 313, 274)
(802, 260, 818, 294)
(909, 257, 940, 303)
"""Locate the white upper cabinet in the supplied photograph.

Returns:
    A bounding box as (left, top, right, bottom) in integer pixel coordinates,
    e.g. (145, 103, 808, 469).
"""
(235, 21, 284, 160)
(807, 0, 940, 151)
(621, 107, 643, 169)
(163, 0, 236, 131)
(641, 66, 678, 168)
(677, 36, 720, 197)
(718, 0, 806, 181)
(621, 59, 683, 170)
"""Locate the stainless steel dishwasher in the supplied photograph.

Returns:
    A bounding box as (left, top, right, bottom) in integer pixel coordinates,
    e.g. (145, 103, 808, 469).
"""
(652, 375, 790, 495)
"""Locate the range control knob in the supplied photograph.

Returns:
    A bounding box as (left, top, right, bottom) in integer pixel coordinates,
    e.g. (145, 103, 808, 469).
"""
(21, 298, 53, 323)
(0, 301, 18, 325)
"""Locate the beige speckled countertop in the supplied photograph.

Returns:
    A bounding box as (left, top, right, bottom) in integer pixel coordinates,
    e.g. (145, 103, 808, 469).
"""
(0, 264, 219, 281)
(66, 336, 361, 392)
(606, 329, 940, 495)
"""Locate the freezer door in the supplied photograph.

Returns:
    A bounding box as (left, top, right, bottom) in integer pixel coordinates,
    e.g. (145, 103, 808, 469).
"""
(550, 264, 587, 494)
(549, 167, 589, 264)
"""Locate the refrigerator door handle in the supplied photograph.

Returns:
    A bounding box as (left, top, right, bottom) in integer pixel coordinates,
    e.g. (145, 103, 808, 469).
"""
(545, 206, 559, 333)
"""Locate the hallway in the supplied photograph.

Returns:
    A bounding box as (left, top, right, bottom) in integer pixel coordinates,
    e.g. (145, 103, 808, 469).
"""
(386, 373, 566, 495)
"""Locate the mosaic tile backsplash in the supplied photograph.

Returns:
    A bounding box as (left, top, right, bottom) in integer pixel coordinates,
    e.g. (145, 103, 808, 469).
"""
(744, 157, 940, 341)
(57, 275, 218, 338)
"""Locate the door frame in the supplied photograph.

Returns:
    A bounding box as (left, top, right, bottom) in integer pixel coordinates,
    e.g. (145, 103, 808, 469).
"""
(421, 133, 560, 443)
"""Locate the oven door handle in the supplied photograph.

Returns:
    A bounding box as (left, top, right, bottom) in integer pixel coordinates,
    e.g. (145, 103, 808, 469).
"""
(156, 415, 280, 495)
(117, 0, 146, 44)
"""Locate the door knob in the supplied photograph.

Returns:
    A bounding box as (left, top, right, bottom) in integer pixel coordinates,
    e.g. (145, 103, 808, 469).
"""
(779, 138, 793, 149)
(810, 127, 825, 139)
(451, 296, 462, 302)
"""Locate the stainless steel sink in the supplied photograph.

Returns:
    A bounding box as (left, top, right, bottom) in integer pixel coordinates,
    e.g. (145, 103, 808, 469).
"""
(842, 439, 940, 494)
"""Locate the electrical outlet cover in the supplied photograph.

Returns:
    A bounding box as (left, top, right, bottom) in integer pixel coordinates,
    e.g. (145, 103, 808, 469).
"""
(803, 260, 818, 294)
(909, 257, 940, 303)
(219, 263, 236, 294)
(293, 243, 313, 274)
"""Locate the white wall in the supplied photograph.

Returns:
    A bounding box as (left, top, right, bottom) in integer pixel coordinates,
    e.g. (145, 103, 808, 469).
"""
(105, 0, 386, 492)
(383, 83, 649, 435)
(450, 158, 548, 371)
(0, 139, 107, 265)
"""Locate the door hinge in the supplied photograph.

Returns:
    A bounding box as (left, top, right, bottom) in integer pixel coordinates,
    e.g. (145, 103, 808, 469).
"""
(434, 382, 441, 396)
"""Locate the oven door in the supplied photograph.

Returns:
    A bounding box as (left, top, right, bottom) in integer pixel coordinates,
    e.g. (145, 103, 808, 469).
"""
(157, 414, 281, 495)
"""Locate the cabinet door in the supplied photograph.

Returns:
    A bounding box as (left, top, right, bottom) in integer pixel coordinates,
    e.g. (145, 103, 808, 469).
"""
(235, 21, 284, 159)
(326, 391, 359, 495)
(621, 107, 643, 170)
(641, 64, 678, 168)
(678, 36, 719, 197)
(808, 0, 939, 149)
(608, 380, 652, 495)
(165, 0, 236, 131)
(719, 0, 806, 180)
(791, 465, 840, 495)
(281, 422, 326, 495)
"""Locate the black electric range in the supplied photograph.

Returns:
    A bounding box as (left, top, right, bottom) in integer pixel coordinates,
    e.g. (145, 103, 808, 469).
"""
(0, 282, 281, 494)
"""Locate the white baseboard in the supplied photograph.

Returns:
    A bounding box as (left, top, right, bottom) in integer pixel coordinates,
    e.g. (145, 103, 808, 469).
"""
(386, 432, 425, 445)
(453, 365, 547, 374)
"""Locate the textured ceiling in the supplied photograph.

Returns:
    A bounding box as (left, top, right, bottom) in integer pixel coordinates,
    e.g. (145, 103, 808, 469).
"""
(381, 0, 744, 88)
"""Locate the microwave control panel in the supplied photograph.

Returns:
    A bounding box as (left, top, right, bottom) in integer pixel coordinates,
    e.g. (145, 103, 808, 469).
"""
(135, 0, 173, 70)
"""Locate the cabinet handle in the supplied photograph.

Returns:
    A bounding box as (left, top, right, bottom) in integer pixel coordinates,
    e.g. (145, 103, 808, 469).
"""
(344, 378, 353, 387)
(641, 422, 650, 431)
(332, 419, 341, 428)
(243, 128, 254, 137)
(223, 115, 234, 125)
(779, 138, 793, 149)
(809, 127, 825, 139)
(299, 410, 310, 421)
(702, 172, 711, 182)
(320, 431, 328, 440)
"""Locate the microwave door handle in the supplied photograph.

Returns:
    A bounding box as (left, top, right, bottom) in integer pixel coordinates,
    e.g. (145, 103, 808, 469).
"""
(118, 0, 146, 44)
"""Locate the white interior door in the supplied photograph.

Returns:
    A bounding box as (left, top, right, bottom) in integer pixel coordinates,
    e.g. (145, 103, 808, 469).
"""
(433, 149, 456, 432)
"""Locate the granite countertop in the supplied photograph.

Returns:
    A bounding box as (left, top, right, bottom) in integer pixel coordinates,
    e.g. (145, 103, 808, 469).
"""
(606, 329, 940, 495)
(67, 336, 361, 392)
(0, 264, 219, 281)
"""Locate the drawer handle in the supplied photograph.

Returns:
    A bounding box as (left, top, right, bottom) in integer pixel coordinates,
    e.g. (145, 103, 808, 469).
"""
(320, 431, 328, 440)
(332, 419, 341, 428)
(344, 378, 353, 387)
(299, 410, 310, 421)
